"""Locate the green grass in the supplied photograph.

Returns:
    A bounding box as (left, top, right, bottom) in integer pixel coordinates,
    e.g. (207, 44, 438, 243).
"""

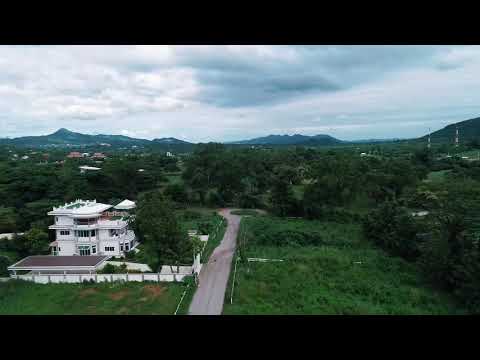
(223, 216, 465, 315)
(200, 217, 227, 263)
(0, 280, 188, 315)
(426, 170, 451, 183)
(230, 209, 261, 216)
(292, 184, 306, 200)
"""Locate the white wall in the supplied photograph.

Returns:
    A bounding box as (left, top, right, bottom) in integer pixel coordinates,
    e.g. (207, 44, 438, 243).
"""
(11, 273, 190, 284)
(57, 240, 77, 256)
(55, 216, 74, 226)
(56, 229, 74, 240)
(99, 240, 120, 256)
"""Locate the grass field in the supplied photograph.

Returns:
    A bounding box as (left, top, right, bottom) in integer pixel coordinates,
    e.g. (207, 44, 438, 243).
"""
(0, 280, 187, 315)
(230, 209, 261, 216)
(223, 216, 465, 315)
(426, 169, 451, 183)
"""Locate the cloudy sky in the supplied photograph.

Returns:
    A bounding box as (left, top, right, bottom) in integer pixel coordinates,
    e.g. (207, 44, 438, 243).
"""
(1, 45, 480, 142)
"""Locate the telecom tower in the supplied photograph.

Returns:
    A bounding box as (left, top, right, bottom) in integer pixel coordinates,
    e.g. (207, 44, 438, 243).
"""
(427, 128, 431, 149)
(455, 125, 459, 147)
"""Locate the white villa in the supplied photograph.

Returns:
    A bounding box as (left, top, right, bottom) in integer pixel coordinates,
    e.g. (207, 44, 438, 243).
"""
(47, 199, 137, 257)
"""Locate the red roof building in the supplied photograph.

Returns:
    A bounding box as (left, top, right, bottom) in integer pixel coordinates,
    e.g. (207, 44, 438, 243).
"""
(67, 152, 82, 158)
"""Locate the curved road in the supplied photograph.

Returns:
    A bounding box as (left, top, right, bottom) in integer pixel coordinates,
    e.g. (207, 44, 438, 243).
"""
(188, 209, 241, 315)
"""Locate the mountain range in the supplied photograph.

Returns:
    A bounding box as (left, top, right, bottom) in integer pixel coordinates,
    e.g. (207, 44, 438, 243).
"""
(227, 134, 342, 146)
(0, 128, 191, 147)
(1, 116, 479, 148)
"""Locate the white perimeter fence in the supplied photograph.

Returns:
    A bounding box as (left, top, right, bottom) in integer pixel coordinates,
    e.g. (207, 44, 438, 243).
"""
(10, 272, 193, 284)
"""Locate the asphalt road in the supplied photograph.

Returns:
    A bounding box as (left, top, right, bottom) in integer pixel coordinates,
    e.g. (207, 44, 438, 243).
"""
(188, 208, 241, 315)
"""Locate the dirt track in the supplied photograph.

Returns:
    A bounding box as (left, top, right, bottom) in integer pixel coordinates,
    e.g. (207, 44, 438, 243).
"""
(188, 209, 240, 315)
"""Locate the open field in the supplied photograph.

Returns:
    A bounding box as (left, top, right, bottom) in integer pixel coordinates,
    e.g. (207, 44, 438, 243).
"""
(223, 216, 466, 315)
(0, 280, 187, 315)
(426, 169, 451, 183)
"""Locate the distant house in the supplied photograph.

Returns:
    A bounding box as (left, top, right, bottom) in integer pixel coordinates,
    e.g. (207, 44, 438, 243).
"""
(81, 153, 90, 158)
(21, 155, 29, 160)
(79, 166, 101, 173)
(166, 151, 173, 157)
(92, 152, 107, 160)
(67, 152, 82, 159)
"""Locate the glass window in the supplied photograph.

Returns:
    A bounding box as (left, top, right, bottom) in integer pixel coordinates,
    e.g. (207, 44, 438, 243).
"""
(78, 245, 91, 256)
(92, 245, 96, 254)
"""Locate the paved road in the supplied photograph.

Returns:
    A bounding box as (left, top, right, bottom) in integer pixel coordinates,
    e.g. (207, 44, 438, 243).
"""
(188, 208, 241, 315)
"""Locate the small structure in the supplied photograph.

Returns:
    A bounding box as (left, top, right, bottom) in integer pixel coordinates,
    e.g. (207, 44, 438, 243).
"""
(166, 151, 173, 157)
(79, 165, 101, 173)
(411, 210, 430, 217)
(0, 232, 24, 240)
(92, 152, 107, 160)
(114, 199, 136, 210)
(7, 255, 110, 275)
(21, 155, 29, 160)
(81, 153, 90, 158)
(67, 152, 82, 159)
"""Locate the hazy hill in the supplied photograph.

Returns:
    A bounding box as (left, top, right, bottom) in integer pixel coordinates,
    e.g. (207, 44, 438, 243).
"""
(422, 117, 480, 143)
(0, 129, 193, 149)
(228, 134, 343, 146)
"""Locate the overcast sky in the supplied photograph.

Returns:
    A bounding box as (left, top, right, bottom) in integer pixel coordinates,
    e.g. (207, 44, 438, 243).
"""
(1, 45, 480, 142)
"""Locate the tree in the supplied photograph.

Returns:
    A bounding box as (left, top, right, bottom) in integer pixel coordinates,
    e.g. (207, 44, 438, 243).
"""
(12, 228, 50, 257)
(133, 191, 192, 272)
(0, 255, 10, 276)
(363, 201, 420, 261)
(164, 183, 188, 204)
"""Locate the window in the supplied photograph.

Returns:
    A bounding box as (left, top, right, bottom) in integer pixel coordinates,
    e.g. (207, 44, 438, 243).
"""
(125, 243, 130, 251)
(60, 230, 70, 236)
(92, 245, 96, 254)
(104, 246, 115, 252)
(78, 245, 91, 256)
(55, 217, 59, 223)
(75, 230, 96, 238)
(120, 244, 124, 251)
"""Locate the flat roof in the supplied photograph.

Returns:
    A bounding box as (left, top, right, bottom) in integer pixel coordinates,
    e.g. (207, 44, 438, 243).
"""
(9, 255, 109, 269)
(48, 200, 112, 216)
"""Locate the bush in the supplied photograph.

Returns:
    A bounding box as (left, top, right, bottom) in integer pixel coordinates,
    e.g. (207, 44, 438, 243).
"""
(0, 256, 10, 276)
(99, 263, 117, 274)
(363, 201, 421, 261)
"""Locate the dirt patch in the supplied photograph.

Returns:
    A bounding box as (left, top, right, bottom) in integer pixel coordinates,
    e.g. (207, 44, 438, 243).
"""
(109, 289, 129, 301)
(143, 284, 165, 299)
(78, 288, 99, 298)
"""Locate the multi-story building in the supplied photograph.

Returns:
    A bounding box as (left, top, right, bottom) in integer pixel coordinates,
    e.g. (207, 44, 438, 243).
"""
(47, 199, 137, 257)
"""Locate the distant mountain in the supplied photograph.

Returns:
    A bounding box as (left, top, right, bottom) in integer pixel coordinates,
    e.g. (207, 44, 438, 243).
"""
(152, 137, 192, 145)
(0, 128, 151, 147)
(421, 116, 480, 143)
(228, 134, 343, 146)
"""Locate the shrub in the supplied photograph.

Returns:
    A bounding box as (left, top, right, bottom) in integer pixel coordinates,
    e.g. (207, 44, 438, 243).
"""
(0, 256, 10, 276)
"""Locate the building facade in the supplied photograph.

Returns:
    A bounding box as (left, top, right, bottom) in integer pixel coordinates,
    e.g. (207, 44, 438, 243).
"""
(47, 199, 137, 257)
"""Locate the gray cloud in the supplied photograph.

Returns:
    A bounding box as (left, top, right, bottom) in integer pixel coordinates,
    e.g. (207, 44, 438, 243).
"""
(1, 45, 480, 141)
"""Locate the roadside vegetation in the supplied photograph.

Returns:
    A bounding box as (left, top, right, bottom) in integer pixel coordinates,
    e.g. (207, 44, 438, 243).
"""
(224, 216, 465, 315)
